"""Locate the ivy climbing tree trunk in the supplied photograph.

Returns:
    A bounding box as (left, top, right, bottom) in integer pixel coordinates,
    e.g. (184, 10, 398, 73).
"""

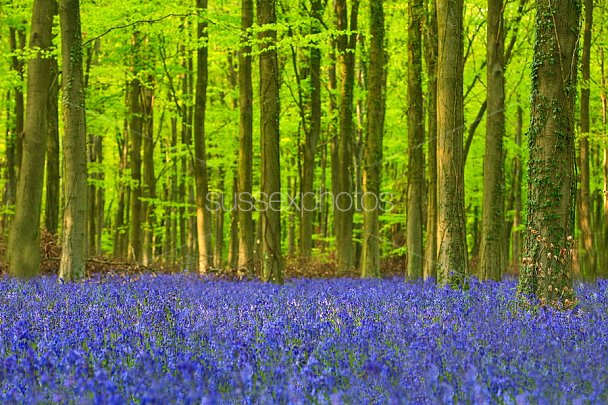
(8, 0, 54, 278)
(423, 0, 438, 280)
(479, 0, 505, 281)
(334, 0, 360, 270)
(405, 0, 424, 280)
(238, 0, 255, 272)
(58, 0, 87, 281)
(194, 0, 213, 273)
(578, 0, 595, 279)
(361, 0, 385, 278)
(258, 0, 283, 283)
(436, 0, 468, 285)
(518, 0, 580, 309)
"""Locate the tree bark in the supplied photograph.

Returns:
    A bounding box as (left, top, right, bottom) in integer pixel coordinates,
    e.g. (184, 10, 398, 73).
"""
(479, 0, 505, 281)
(45, 6, 60, 236)
(8, 0, 55, 278)
(258, 0, 283, 283)
(194, 0, 213, 273)
(405, 0, 424, 280)
(128, 32, 143, 264)
(518, 0, 580, 309)
(58, 0, 87, 281)
(436, 0, 468, 285)
(9, 27, 26, 182)
(361, 0, 385, 278)
(423, 0, 438, 280)
(333, 0, 360, 270)
(578, 0, 595, 279)
(142, 76, 156, 265)
(300, 0, 325, 259)
(238, 0, 255, 272)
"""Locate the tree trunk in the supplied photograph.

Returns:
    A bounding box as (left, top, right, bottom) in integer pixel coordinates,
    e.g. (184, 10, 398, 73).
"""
(45, 11, 60, 236)
(361, 0, 385, 278)
(333, 0, 360, 270)
(479, 0, 505, 281)
(423, 0, 438, 280)
(300, 0, 325, 259)
(238, 0, 255, 272)
(511, 105, 524, 268)
(113, 118, 129, 259)
(193, 0, 213, 273)
(142, 76, 156, 265)
(128, 32, 143, 264)
(5, 26, 26, 232)
(518, 0, 580, 309)
(214, 167, 225, 268)
(600, 46, 608, 278)
(8, 0, 54, 278)
(58, 0, 87, 281)
(258, 0, 283, 283)
(9, 26, 26, 182)
(436, 0, 468, 285)
(405, 0, 424, 280)
(578, 0, 595, 279)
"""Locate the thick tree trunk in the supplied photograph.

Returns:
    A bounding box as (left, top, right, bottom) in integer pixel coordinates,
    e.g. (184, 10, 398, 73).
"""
(58, 0, 87, 281)
(334, 0, 360, 270)
(214, 167, 225, 268)
(405, 0, 424, 280)
(194, 0, 213, 273)
(436, 0, 468, 285)
(258, 0, 283, 283)
(8, 0, 54, 278)
(479, 0, 505, 281)
(423, 0, 438, 280)
(238, 0, 255, 272)
(578, 0, 595, 279)
(518, 0, 580, 309)
(361, 0, 385, 278)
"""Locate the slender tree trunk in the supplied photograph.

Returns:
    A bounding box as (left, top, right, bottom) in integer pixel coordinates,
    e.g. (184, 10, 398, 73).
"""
(128, 32, 143, 264)
(511, 103, 523, 270)
(479, 0, 505, 281)
(258, 0, 283, 283)
(423, 0, 438, 280)
(405, 0, 424, 280)
(214, 167, 225, 268)
(238, 0, 255, 272)
(600, 46, 608, 278)
(334, 0, 360, 270)
(142, 76, 156, 265)
(436, 0, 468, 285)
(300, 0, 325, 259)
(9, 27, 26, 181)
(518, 0, 580, 309)
(45, 9, 60, 236)
(8, 0, 54, 278)
(58, 0, 87, 281)
(5, 26, 26, 232)
(578, 0, 595, 279)
(113, 121, 129, 259)
(193, 0, 213, 273)
(361, 0, 385, 278)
